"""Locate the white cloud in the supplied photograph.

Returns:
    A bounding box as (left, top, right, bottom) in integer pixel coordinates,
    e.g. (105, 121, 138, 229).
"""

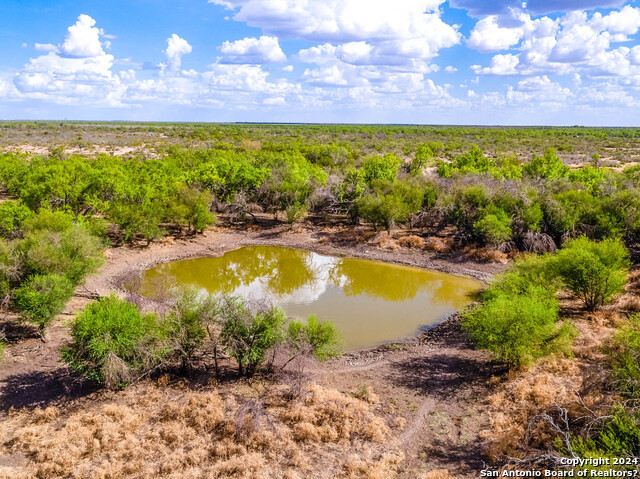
(209, 0, 459, 70)
(165, 34, 192, 71)
(590, 5, 640, 35)
(12, 15, 124, 107)
(470, 6, 640, 80)
(472, 53, 520, 75)
(210, 0, 447, 41)
(34, 43, 57, 52)
(219, 36, 286, 63)
(467, 16, 524, 53)
(60, 14, 105, 58)
(445, 66, 458, 73)
(302, 65, 349, 86)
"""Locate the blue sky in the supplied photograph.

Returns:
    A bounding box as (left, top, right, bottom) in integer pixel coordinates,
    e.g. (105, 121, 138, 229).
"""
(1, 0, 640, 125)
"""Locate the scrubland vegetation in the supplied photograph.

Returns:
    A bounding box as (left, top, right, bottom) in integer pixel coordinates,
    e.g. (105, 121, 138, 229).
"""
(0, 122, 639, 478)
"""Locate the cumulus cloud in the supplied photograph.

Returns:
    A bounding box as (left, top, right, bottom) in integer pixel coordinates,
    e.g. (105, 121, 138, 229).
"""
(210, 0, 447, 41)
(219, 36, 286, 63)
(470, 6, 640, 79)
(165, 34, 192, 71)
(467, 16, 524, 53)
(450, 0, 625, 16)
(472, 54, 520, 75)
(210, 0, 459, 70)
(34, 43, 57, 52)
(12, 15, 124, 107)
(60, 14, 105, 58)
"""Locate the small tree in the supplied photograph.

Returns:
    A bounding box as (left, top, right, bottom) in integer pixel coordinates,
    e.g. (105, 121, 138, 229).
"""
(218, 296, 286, 377)
(14, 274, 74, 338)
(62, 295, 170, 388)
(553, 236, 630, 311)
(167, 185, 215, 235)
(410, 144, 434, 175)
(167, 287, 217, 371)
(285, 314, 342, 366)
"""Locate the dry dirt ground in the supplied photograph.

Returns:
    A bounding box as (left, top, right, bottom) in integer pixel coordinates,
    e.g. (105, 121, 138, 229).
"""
(0, 222, 508, 478)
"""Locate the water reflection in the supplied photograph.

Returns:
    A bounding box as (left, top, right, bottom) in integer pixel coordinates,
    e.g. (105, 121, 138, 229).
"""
(136, 246, 482, 350)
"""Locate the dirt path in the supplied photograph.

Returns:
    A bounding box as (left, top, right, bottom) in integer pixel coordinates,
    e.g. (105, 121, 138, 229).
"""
(0, 223, 506, 477)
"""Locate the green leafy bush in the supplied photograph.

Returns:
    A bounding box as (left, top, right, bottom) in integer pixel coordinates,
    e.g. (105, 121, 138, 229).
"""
(473, 209, 512, 245)
(360, 154, 402, 186)
(552, 236, 630, 310)
(483, 255, 554, 301)
(462, 287, 574, 368)
(357, 180, 423, 232)
(22, 225, 104, 286)
(0, 200, 33, 238)
(523, 148, 569, 179)
(166, 185, 215, 234)
(14, 274, 74, 337)
(62, 295, 170, 389)
(287, 314, 342, 361)
(167, 288, 217, 368)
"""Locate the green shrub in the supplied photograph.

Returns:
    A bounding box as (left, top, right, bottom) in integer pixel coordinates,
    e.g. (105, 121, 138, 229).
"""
(357, 180, 423, 232)
(166, 185, 215, 234)
(14, 274, 74, 337)
(0, 200, 33, 238)
(22, 225, 104, 286)
(285, 201, 307, 224)
(484, 254, 559, 300)
(569, 407, 640, 459)
(410, 144, 434, 175)
(167, 288, 217, 368)
(360, 154, 402, 186)
(462, 287, 575, 369)
(23, 208, 75, 233)
(287, 314, 342, 361)
(523, 147, 569, 179)
(62, 295, 170, 389)
(552, 236, 630, 310)
(473, 209, 512, 245)
(218, 296, 286, 377)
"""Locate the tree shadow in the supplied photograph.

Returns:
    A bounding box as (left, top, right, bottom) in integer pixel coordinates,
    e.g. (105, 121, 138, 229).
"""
(0, 318, 40, 342)
(420, 437, 489, 474)
(0, 368, 98, 411)
(387, 353, 505, 399)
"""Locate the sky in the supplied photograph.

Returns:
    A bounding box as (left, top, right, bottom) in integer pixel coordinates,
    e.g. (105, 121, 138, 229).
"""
(1, 0, 640, 125)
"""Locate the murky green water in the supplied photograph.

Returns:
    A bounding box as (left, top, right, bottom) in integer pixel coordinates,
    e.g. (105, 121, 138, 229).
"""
(135, 246, 482, 350)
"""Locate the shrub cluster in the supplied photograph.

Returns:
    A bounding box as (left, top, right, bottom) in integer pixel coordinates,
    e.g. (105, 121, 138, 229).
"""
(463, 237, 630, 368)
(1, 140, 638, 252)
(63, 292, 341, 388)
(0, 209, 104, 338)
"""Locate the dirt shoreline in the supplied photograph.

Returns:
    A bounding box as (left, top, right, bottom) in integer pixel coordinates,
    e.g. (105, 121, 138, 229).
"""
(88, 223, 501, 297)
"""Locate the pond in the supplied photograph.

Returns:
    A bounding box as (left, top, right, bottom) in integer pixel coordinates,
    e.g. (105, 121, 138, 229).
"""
(134, 246, 482, 350)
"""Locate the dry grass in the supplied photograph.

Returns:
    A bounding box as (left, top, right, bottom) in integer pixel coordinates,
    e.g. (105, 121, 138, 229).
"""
(423, 237, 452, 254)
(397, 235, 425, 249)
(418, 470, 457, 479)
(481, 313, 619, 460)
(374, 236, 400, 250)
(462, 246, 508, 264)
(0, 383, 401, 479)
